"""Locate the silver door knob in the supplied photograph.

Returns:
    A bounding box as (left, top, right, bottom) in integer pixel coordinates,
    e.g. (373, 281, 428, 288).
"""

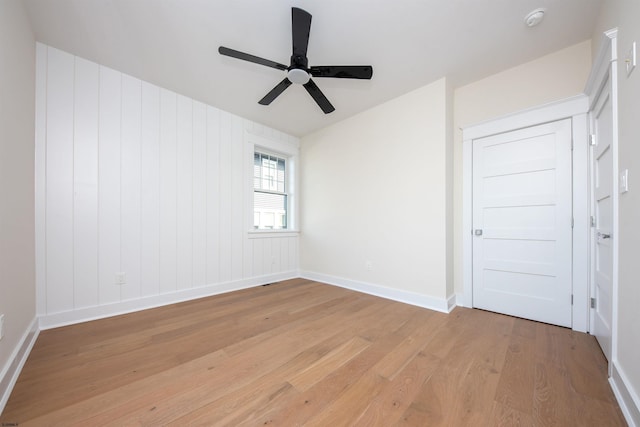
(474, 229, 483, 236)
(598, 232, 611, 239)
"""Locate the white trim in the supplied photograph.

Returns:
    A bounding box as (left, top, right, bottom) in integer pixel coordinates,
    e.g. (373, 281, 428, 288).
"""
(446, 294, 457, 312)
(39, 272, 298, 329)
(462, 95, 590, 331)
(462, 95, 588, 141)
(585, 29, 618, 107)
(245, 131, 300, 232)
(0, 317, 40, 415)
(462, 137, 473, 308)
(586, 28, 619, 373)
(247, 230, 300, 239)
(300, 271, 454, 313)
(610, 361, 640, 427)
(454, 293, 465, 307)
(572, 113, 590, 332)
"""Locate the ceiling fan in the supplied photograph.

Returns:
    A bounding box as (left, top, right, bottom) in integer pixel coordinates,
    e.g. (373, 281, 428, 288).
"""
(218, 7, 373, 114)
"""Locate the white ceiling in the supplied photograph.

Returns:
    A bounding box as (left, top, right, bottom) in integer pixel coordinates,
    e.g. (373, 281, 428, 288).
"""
(23, 0, 602, 137)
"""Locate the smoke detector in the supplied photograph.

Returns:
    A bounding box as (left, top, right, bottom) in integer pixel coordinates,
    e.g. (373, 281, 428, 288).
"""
(524, 8, 546, 27)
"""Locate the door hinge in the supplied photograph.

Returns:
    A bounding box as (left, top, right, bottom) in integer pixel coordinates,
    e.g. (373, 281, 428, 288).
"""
(591, 297, 596, 309)
(590, 134, 597, 146)
(571, 294, 574, 305)
(590, 216, 596, 227)
(571, 218, 574, 228)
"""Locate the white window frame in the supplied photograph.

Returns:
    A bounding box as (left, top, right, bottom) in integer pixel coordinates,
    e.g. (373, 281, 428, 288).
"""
(245, 131, 300, 238)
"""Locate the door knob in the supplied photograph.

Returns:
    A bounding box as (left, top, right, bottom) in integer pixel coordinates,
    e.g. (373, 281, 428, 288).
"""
(598, 232, 611, 239)
(474, 229, 483, 236)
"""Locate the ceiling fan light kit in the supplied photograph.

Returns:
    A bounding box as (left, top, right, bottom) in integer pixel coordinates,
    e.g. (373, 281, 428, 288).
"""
(218, 7, 373, 114)
(287, 68, 310, 85)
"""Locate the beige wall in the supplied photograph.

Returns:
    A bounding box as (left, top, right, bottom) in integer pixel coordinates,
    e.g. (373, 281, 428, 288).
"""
(300, 78, 452, 301)
(593, 0, 640, 416)
(452, 41, 593, 296)
(0, 0, 36, 384)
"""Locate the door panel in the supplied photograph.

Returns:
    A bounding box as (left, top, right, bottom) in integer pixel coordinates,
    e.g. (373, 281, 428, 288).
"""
(472, 119, 572, 327)
(591, 77, 613, 361)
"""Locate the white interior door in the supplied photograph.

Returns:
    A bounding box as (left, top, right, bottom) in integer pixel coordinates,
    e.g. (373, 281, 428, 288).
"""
(472, 119, 572, 327)
(591, 74, 614, 361)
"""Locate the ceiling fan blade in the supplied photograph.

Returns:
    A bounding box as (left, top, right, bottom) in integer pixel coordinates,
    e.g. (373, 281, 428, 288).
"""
(219, 46, 287, 71)
(310, 65, 373, 79)
(259, 78, 293, 105)
(292, 7, 312, 59)
(303, 79, 335, 114)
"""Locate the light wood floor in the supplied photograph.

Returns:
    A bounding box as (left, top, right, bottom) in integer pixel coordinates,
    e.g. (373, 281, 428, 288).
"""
(1, 279, 626, 426)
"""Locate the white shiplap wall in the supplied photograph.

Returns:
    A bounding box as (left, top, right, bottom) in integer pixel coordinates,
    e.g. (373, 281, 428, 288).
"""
(35, 44, 299, 327)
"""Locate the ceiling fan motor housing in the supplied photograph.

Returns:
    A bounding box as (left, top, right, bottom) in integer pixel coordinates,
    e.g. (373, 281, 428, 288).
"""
(291, 54, 308, 69)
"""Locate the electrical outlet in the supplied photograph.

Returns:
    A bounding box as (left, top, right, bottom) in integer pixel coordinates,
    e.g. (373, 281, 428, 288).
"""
(115, 272, 126, 285)
(0, 314, 4, 341)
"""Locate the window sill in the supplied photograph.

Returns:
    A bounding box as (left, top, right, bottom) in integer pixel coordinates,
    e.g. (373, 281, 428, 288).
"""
(247, 230, 300, 239)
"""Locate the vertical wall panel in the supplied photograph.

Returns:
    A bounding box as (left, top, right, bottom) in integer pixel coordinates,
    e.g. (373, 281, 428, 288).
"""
(192, 101, 207, 287)
(206, 106, 220, 285)
(218, 111, 232, 282)
(231, 115, 244, 279)
(140, 82, 161, 297)
(45, 47, 75, 314)
(98, 66, 122, 305)
(73, 57, 99, 309)
(252, 239, 263, 277)
(121, 75, 142, 301)
(280, 238, 290, 272)
(37, 46, 300, 317)
(243, 139, 254, 279)
(35, 43, 48, 315)
(272, 238, 281, 273)
(176, 95, 193, 290)
(262, 239, 273, 275)
(159, 89, 177, 294)
(290, 236, 298, 272)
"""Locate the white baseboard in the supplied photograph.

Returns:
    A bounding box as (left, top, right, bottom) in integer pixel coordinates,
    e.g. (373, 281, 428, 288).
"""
(454, 292, 465, 307)
(447, 294, 457, 311)
(300, 271, 454, 313)
(610, 360, 640, 427)
(39, 271, 298, 330)
(0, 316, 40, 415)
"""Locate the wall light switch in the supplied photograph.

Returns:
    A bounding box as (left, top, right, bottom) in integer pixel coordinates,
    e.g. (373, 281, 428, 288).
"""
(625, 42, 636, 76)
(620, 169, 629, 193)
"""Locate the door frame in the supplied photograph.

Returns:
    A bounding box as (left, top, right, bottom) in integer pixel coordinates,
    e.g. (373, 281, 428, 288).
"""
(462, 95, 590, 332)
(585, 28, 619, 371)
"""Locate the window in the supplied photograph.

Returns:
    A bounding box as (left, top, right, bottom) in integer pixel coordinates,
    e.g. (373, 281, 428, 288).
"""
(253, 151, 288, 229)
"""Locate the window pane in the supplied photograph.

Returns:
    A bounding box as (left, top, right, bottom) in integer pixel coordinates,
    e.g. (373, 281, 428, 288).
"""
(253, 151, 288, 229)
(254, 191, 287, 229)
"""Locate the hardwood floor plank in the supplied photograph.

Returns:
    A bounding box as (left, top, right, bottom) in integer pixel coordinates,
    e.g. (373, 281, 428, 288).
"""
(0, 280, 626, 426)
(354, 351, 441, 426)
(264, 316, 414, 426)
(304, 370, 389, 427)
(489, 401, 533, 426)
(17, 350, 228, 426)
(288, 336, 372, 391)
(372, 310, 446, 380)
(494, 330, 536, 415)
